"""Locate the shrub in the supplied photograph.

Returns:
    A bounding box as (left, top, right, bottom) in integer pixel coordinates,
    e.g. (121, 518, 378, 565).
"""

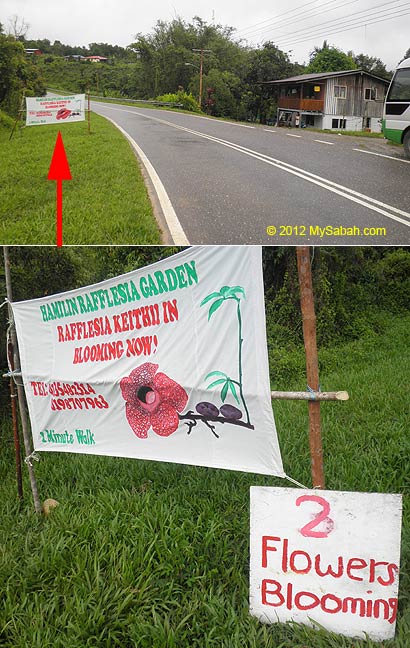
(155, 90, 200, 112)
(374, 248, 410, 311)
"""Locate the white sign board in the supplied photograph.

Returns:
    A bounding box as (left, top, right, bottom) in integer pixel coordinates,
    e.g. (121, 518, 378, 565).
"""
(26, 95, 85, 126)
(12, 246, 284, 477)
(250, 487, 402, 641)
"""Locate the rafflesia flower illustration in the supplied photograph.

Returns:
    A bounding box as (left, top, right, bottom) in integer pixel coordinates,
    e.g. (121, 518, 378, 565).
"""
(120, 362, 188, 438)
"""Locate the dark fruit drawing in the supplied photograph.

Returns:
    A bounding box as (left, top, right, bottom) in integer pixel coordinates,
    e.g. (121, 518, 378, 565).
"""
(195, 402, 220, 417)
(220, 404, 242, 420)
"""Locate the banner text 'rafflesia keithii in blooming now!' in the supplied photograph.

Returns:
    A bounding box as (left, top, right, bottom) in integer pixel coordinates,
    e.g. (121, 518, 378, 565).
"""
(12, 246, 284, 476)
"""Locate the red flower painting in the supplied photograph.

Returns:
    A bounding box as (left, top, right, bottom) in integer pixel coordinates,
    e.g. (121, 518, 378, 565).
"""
(120, 362, 188, 438)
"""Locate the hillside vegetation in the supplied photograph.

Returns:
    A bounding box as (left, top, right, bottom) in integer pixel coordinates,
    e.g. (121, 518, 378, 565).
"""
(1, 17, 398, 124)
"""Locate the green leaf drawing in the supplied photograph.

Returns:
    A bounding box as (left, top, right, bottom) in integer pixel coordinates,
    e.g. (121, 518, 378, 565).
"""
(228, 286, 246, 298)
(205, 371, 228, 380)
(228, 380, 240, 404)
(201, 283, 250, 425)
(207, 298, 224, 320)
(206, 378, 228, 390)
(200, 292, 223, 306)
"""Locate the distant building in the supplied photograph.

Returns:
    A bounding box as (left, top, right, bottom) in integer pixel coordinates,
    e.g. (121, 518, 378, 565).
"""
(24, 48, 42, 56)
(264, 69, 390, 132)
(84, 55, 108, 63)
(64, 54, 86, 61)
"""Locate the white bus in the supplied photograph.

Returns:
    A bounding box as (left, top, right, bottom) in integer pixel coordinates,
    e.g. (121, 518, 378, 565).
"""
(383, 58, 410, 158)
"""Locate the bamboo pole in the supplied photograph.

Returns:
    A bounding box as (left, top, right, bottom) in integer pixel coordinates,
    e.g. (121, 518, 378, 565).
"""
(9, 90, 26, 141)
(3, 247, 42, 514)
(87, 88, 91, 134)
(7, 337, 23, 499)
(296, 246, 325, 489)
(271, 390, 348, 401)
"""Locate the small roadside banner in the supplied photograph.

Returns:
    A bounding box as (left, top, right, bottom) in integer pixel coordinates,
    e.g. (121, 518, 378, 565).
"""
(26, 95, 85, 126)
(250, 487, 402, 641)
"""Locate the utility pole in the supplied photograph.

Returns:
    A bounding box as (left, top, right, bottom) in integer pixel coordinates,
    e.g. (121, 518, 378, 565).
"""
(192, 48, 211, 109)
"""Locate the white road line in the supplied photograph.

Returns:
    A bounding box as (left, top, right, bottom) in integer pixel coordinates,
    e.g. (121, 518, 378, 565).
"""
(286, 133, 302, 138)
(264, 129, 277, 133)
(353, 148, 410, 164)
(315, 139, 335, 145)
(182, 113, 255, 128)
(101, 114, 190, 245)
(98, 105, 410, 228)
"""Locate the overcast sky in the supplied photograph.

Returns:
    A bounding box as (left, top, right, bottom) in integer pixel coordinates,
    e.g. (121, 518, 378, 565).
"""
(3, 0, 409, 70)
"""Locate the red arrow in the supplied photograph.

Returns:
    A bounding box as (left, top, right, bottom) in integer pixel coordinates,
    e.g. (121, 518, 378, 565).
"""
(47, 131, 72, 247)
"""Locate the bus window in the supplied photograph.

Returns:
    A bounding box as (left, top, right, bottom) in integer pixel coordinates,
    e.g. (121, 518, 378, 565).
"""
(383, 58, 410, 158)
(386, 68, 410, 102)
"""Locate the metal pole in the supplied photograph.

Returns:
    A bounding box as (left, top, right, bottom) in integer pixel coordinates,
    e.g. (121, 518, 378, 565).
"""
(296, 246, 325, 489)
(3, 247, 42, 514)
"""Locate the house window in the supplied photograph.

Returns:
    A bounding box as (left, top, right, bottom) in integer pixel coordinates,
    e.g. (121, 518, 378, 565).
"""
(364, 87, 377, 100)
(332, 118, 347, 129)
(334, 85, 347, 98)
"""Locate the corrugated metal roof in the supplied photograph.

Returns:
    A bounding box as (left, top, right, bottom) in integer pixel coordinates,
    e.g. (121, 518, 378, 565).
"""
(263, 69, 390, 85)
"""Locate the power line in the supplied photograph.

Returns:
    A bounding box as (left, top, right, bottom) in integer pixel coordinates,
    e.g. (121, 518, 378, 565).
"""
(262, 0, 410, 44)
(235, 0, 338, 36)
(238, 0, 361, 40)
(272, 3, 410, 45)
(273, 7, 410, 49)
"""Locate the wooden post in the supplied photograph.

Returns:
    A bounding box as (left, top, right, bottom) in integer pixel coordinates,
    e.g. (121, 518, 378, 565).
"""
(3, 247, 42, 514)
(296, 246, 325, 489)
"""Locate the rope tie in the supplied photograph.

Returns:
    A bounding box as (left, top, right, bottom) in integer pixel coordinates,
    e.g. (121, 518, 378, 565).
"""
(306, 384, 321, 400)
(24, 451, 40, 468)
(285, 474, 309, 489)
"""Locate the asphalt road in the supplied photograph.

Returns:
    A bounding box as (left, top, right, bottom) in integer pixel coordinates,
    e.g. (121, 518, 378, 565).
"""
(92, 101, 410, 245)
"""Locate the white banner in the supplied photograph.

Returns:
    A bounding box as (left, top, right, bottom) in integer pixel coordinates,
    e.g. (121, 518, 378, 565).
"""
(26, 95, 85, 126)
(12, 246, 284, 476)
(250, 487, 402, 641)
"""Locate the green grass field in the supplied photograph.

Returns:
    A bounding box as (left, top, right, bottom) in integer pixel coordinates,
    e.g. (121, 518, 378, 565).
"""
(0, 113, 161, 245)
(1, 311, 409, 647)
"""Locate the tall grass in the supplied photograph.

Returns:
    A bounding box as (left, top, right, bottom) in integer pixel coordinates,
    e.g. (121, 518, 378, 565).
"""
(0, 112, 161, 245)
(1, 312, 409, 647)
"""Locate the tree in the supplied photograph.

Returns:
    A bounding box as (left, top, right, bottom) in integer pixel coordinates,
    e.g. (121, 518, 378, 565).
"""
(400, 47, 410, 63)
(0, 31, 45, 116)
(306, 42, 357, 73)
(195, 69, 241, 117)
(7, 14, 29, 40)
(351, 53, 390, 79)
(129, 17, 248, 101)
(243, 42, 295, 123)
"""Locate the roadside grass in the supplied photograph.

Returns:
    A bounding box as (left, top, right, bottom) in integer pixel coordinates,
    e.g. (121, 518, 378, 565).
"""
(0, 112, 161, 245)
(301, 127, 384, 138)
(1, 312, 409, 647)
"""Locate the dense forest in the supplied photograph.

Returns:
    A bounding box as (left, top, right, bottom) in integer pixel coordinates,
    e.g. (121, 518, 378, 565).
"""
(1, 16, 407, 122)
